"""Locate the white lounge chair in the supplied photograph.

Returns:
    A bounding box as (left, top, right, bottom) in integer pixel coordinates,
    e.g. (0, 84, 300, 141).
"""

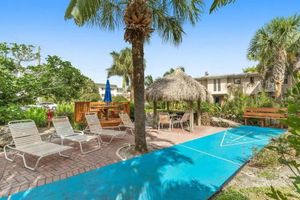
(85, 112, 126, 144)
(171, 112, 190, 130)
(119, 112, 152, 134)
(4, 120, 72, 171)
(52, 116, 101, 154)
(119, 112, 135, 134)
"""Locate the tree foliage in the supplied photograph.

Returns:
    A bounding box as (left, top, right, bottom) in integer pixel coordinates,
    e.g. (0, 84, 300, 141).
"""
(248, 15, 300, 98)
(163, 66, 185, 77)
(107, 48, 134, 89)
(0, 43, 100, 105)
(209, 0, 235, 13)
(268, 73, 300, 199)
(65, 0, 204, 152)
(144, 75, 154, 88)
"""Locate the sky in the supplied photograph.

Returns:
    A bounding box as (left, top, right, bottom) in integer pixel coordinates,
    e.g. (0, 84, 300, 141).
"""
(0, 0, 299, 87)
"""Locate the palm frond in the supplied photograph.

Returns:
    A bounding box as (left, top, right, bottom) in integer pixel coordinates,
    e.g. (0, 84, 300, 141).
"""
(65, 0, 126, 30)
(149, 0, 204, 45)
(209, 0, 235, 14)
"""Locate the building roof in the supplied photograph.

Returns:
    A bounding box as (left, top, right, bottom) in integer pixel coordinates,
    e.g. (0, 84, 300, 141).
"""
(195, 72, 260, 80)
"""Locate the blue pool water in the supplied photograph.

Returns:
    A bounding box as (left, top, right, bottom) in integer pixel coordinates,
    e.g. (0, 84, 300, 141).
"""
(2, 126, 285, 200)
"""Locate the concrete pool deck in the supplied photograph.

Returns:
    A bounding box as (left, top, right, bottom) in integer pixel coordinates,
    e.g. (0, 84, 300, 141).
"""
(0, 126, 226, 197)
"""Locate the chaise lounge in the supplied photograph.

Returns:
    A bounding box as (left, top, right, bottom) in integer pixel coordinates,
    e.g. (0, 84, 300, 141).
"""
(4, 120, 72, 171)
(85, 112, 126, 144)
(52, 116, 101, 154)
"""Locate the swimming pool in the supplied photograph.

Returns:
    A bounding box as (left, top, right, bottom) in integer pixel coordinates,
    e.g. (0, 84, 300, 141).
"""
(2, 126, 285, 200)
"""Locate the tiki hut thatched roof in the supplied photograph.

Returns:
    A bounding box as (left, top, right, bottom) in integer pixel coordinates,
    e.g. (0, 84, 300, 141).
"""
(146, 69, 213, 102)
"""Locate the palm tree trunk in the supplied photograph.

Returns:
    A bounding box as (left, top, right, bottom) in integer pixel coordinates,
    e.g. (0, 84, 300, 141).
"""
(132, 38, 147, 153)
(273, 49, 287, 98)
(130, 76, 134, 102)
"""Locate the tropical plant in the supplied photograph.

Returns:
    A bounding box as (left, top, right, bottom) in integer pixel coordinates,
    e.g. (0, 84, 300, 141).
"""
(24, 107, 47, 127)
(163, 67, 185, 77)
(112, 95, 128, 102)
(267, 73, 300, 199)
(30, 55, 95, 102)
(65, 0, 204, 152)
(55, 103, 75, 124)
(248, 15, 300, 98)
(0, 104, 24, 125)
(243, 66, 258, 73)
(209, 0, 236, 13)
(107, 48, 135, 100)
(214, 188, 249, 200)
(144, 75, 154, 88)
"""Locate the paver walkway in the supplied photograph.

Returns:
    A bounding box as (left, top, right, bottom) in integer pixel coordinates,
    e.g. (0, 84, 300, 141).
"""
(0, 126, 225, 198)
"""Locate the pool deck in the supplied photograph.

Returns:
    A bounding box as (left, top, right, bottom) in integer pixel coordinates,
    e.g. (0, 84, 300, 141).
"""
(0, 126, 226, 198)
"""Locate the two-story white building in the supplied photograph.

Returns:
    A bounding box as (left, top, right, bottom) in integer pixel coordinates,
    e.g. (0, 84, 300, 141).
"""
(196, 73, 292, 104)
(96, 83, 126, 98)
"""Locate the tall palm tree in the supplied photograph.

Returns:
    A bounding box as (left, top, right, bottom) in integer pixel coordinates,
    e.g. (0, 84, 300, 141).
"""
(107, 48, 134, 100)
(144, 75, 153, 88)
(65, 0, 203, 152)
(163, 66, 185, 77)
(248, 15, 300, 98)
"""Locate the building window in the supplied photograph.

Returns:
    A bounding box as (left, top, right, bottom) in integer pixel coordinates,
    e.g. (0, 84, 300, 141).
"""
(250, 77, 254, 84)
(284, 77, 288, 84)
(213, 79, 221, 91)
(218, 79, 221, 91)
(214, 79, 217, 91)
(234, 78, 241, 84)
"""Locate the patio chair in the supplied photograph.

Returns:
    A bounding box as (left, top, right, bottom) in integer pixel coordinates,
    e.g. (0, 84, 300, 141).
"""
(158, 112, 172, 131)
(119, 112, 135, 134)
(4, 120, 72, 171)
(172, 112, 190, 130)
(52, 116, 101, 154)
(119, 112, 151, 134)
(85, 112, 126, 144)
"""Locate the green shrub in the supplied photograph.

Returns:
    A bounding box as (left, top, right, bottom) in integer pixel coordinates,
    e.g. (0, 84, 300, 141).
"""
(112, 95, 128, 102)
(24, 107, 47, 127)
(55, 103, 74, 124)
(201, 92, 278, 123)
(214, 189, 249, 200)
(0, 104, 24, 125)
(250, 147, 280, 168)
(80, 93, 101, 101)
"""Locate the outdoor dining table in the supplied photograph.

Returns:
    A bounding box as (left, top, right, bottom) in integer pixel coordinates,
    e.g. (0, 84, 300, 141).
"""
(94, 105, 117, 120)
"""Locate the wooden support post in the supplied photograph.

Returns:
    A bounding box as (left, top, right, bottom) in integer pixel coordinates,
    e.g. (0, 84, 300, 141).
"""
(196, 100, 201, 126)
(189, 101, 194, 132)
(153, 101, 157, 128)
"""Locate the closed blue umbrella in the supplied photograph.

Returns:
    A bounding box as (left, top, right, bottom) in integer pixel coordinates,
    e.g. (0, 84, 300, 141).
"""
(103, 79, 112, 104)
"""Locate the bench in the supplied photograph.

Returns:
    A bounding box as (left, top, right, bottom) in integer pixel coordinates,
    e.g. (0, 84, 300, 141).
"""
(243, 107, 287, 128)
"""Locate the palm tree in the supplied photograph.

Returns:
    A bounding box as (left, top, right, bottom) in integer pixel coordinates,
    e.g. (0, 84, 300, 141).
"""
(163, 67, 185, 77)
(248, 15, 300, 98)
(144, 75, 153, 88)
(65, 0, 203, 152)
(107, 48, 134, 100)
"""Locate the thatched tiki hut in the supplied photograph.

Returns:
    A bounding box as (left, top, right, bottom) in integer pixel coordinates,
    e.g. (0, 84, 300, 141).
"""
(146, 69, 213, 131)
